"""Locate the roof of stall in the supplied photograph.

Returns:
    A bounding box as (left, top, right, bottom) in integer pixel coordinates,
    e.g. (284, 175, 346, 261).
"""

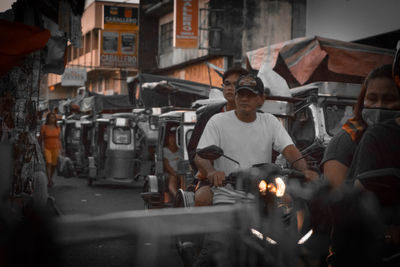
(128, 73, 212, 97)
(247, 36, 395, 89)
(85, 93, 135, 113)
(127, 73, 212, 108)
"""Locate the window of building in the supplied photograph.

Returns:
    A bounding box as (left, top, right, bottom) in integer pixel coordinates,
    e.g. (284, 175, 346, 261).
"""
(85, 32, 91, 54)
(159, 21, 173, 54)
(79, 37, 84, 56)
(67, 45, 72, 62)
(93, 30, 99, 50)
(73, 47, 78, 60)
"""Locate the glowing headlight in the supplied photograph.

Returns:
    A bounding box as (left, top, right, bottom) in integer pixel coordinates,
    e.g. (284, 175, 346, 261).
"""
(275, 177, 286, 197)
(251, 228, 277, 245)
(251, 228, 264, 240)
(259, 177, 286, 197)
(258, 180, 267, 193)
(297, 229, 313, 244)
(265, 236, 277, 245)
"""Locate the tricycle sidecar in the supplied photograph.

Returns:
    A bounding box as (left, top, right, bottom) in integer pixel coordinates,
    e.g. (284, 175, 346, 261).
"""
(141, 110, 197, 209)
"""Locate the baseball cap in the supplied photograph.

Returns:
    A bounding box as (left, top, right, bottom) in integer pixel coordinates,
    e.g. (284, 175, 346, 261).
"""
(235, 74, 264, 95)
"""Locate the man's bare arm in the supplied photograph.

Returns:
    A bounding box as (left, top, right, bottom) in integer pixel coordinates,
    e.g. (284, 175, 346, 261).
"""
(194, 154, 215, 178)
(282, 145, 307, 171)
(194, 154, 225, 186)
(282, 144, 318, 180)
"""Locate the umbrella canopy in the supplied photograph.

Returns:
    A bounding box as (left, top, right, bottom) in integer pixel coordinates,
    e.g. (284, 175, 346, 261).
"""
(272, 36, 395, 88)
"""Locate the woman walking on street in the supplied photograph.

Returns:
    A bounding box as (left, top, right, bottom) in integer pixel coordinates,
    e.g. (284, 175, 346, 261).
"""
(39, 112, 62, 187)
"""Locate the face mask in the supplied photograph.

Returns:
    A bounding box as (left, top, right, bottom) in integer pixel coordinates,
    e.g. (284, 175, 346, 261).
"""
(361, 108, 400, 127)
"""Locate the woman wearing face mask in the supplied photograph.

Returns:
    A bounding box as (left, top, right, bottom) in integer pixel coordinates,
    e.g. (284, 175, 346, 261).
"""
(321, 64, 400, 190)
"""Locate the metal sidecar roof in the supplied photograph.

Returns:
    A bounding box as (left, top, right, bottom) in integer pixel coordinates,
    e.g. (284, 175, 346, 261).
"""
(111, 113, 137, 119)
(290, 82, 361, 99)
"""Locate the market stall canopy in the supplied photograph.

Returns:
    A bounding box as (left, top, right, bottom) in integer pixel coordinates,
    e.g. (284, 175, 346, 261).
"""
(275, 36, 395, 88)
(127, 73, 212, 108)
(88, 93, 135, 113)
(247, 36, 395, 89)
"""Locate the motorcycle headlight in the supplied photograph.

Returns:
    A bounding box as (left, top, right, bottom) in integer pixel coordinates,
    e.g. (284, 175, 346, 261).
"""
(259, 177, 286, 197)
(297, 229, 313, 245)
(258, 180, 267, 194)
(274, 177, 286, 197)
(250, 228, 277, 245)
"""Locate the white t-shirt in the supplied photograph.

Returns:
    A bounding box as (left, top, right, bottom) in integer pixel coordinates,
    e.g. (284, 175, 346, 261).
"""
(163, 147, 182, 172)
(197, 110, 293, 175)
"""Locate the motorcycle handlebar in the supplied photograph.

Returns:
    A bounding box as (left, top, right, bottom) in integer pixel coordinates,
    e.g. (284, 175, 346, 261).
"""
(203, 166, 306, 186)
(290, 169, 306, 179)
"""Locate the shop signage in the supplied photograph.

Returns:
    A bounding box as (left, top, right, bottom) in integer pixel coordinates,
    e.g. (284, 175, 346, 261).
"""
(104, 6, 138, 25)
(100, 54, 137, 68)
(101, 31, 138, 68)
(174, 0, 198, 48)
(61, 68, 87, 86)
(102, 5, 139, 69)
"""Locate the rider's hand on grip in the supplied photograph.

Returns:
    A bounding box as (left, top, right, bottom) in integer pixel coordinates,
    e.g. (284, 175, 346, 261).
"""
(302, 170, 319, 181)
(207, 170, 226, 187)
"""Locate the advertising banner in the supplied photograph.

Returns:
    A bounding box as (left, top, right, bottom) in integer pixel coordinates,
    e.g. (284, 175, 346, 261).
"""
(104, 6, 138, 25)
(174, 0, 198, 48)
(101, 5, 139, 68)
(61, 68, 87, 86)
(101, 31, 137, 68)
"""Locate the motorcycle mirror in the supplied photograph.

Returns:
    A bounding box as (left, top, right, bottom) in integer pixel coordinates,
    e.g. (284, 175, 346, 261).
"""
(196, 145, 224, 160)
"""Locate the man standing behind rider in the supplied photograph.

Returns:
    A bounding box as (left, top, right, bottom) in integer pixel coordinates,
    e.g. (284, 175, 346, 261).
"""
(195, 74, 316, 191)
(187, 67, 249, 171)
(187, 67, 249, 206)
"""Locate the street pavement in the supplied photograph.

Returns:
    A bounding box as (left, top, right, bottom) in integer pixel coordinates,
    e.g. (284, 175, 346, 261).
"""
(48, 174, 184, 267)
(48, 174, 144, 216)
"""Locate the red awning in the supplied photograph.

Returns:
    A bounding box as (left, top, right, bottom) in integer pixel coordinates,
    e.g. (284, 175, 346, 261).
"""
(0, 19, 50, 76)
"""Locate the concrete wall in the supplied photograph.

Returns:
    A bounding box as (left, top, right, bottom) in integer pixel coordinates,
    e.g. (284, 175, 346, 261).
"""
(139, 0, 300, 72)
(243, 0, 292, 53)
(211, 0, 295, 65)
(306, 0, 400, 41)
(138, 0, 159, 72)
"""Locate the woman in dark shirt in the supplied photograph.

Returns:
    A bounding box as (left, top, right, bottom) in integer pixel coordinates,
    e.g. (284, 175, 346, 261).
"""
(321, 64, 400, 190)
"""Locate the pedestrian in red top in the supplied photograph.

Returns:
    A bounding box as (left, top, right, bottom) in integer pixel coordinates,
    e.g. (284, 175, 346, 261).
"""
(39, 112, 62, 187)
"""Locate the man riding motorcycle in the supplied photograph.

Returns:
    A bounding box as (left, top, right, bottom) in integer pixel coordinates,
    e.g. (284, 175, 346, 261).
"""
(193, 74, 318, 267)
(195, 74, 317, 190)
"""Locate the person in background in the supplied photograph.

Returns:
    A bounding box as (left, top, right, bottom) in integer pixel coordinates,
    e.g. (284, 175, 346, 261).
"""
(39, 112, 62, 187)
(163, 127, 182, 201)
(321, 64, 400, 190)
(187, 67, 249, 206)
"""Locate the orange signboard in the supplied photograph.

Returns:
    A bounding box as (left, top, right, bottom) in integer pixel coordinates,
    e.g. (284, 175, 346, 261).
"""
(101, 30, 138, 68)
(101, 5, 139, 68)
(174, 0, 198, 48)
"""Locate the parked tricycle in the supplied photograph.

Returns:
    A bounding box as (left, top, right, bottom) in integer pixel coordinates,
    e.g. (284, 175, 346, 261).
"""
(88, 113, 137, 185)
(288, 82, 360, 170)
(141, 110, 197, 209)
(60, 114, 93, 176)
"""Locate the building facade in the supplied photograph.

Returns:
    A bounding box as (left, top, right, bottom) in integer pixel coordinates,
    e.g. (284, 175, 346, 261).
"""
(45, 0, 139, 100)
(139, 0, 306, 87)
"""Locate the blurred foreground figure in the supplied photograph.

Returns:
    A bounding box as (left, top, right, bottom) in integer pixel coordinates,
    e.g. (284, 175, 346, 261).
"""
(0, 204, 61, 267)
